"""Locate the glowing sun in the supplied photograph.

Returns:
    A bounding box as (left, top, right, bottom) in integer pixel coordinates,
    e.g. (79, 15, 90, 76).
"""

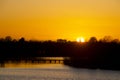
(76, 37, 85, 42)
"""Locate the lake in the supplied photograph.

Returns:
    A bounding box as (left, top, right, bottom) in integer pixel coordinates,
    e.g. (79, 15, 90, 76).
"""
(0, 62, 120, 80)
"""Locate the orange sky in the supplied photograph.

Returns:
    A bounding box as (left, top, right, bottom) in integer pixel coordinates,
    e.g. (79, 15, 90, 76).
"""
(0, 0, 120, 41)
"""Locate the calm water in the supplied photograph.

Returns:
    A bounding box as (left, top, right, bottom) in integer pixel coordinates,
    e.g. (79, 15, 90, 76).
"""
(0, 62, 120, 80)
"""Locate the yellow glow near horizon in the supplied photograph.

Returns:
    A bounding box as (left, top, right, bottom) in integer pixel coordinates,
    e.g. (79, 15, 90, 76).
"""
(76, 37, 85, 42)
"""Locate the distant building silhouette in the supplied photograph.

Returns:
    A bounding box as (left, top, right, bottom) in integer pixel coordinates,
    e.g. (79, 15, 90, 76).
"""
(57, 39, 67, 43)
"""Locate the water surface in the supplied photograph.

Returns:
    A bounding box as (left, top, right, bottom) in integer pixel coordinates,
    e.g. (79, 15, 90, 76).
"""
(0, 62, 120, 80)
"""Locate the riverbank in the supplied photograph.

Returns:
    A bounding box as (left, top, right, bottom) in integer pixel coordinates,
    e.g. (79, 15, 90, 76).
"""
(64, 57, 120, 71)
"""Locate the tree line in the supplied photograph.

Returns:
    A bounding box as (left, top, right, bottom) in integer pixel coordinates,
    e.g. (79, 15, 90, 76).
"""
(0, 36, 120, 70)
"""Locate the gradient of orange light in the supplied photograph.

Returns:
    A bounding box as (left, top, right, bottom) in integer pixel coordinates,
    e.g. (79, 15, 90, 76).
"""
(0, 0, 120, 40)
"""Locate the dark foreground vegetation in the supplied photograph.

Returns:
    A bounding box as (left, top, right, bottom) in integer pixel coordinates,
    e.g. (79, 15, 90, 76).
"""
(0, 36, 120, 70)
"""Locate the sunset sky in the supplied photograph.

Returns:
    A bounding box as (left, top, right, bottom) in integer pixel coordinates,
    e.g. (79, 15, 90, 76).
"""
(0, 0, 120, 41)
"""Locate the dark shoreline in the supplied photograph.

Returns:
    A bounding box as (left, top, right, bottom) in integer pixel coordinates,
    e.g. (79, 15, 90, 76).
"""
(64, 57, 120, 71)
(0, 37, 120, 70)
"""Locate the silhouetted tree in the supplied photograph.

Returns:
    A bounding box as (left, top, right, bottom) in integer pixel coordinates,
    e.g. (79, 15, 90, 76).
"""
(19, 37, 25, 43)
(5, 36, 12, 42)
(101, 36, 112, 42)
(112, 39, 119, 43)
(13, 39, 17, 42)
(89, 37, 97, 43)
(0, 38, 4, 42)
